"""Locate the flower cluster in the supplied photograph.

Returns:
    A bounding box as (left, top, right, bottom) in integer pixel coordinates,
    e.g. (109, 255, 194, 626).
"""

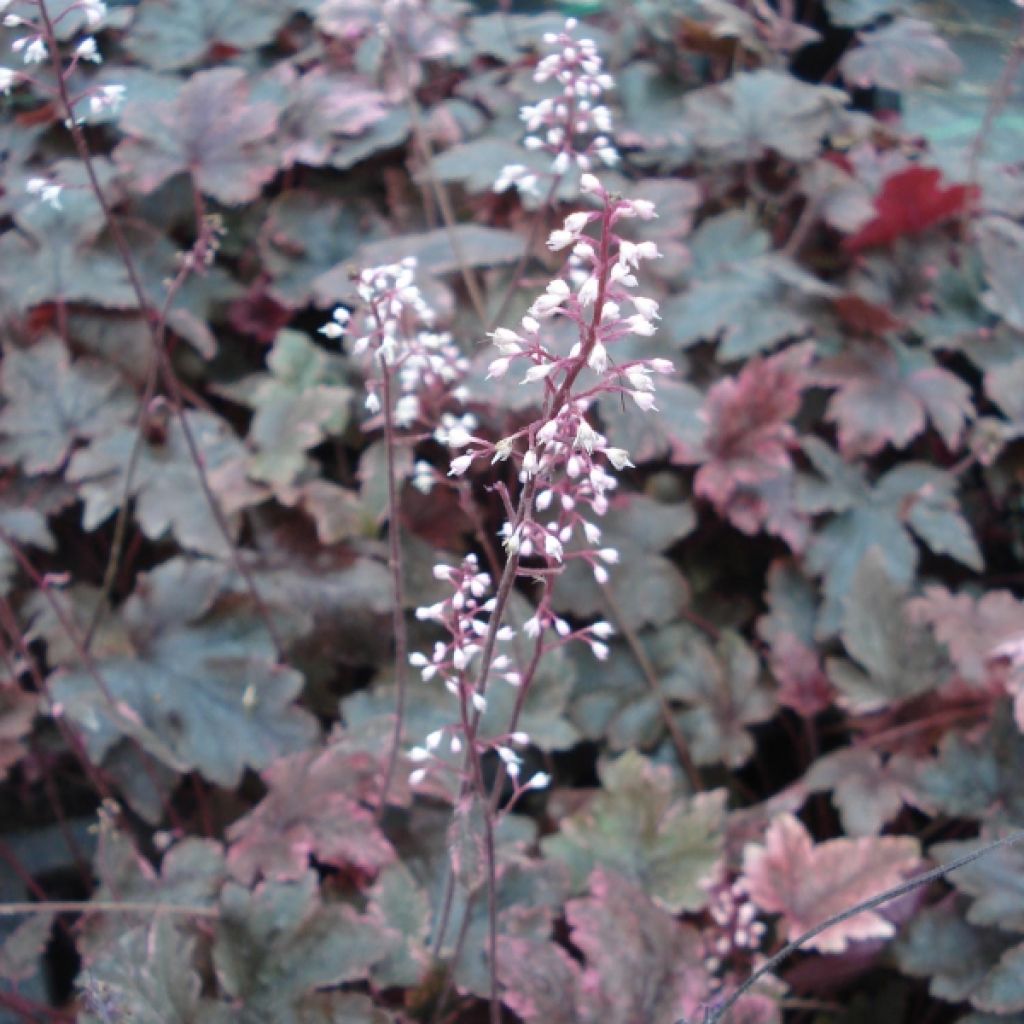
(451, 178, 671, 597)
(405, 555, 549, 795)
(701, 874, 768, 982)
(1, 0, 124, 202)
(495, 18, 618, 195)
(320, 258, 472, 492)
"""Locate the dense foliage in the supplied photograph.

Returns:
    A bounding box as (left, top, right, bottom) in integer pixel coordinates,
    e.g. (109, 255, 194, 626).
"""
(1, 0, 1024, 1021)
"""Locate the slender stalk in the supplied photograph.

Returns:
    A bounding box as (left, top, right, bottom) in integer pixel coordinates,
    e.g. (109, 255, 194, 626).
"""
(706, 828, 1024, 1024)
(0, 900, 219, 918)
(36, 0, 285, 659)
(376, 365, 410, 821)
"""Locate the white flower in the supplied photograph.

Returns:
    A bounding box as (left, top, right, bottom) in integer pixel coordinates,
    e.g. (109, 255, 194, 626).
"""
(578, 276, 599, 306)
(409, 768, 427, 786)
(580, 172, 602, 194)
(75, 37, 102, 63)
(546, 229, 575, 251)
(526, 772, 552, 790)
(23, 38, 48, 64)
(632, 296, 661, 320)
(0, 67, 17, 93)
(563, 211, 591, 234)
(471, 692, 487, 713)
(82, 0, 108, 27)
(631, 390, 658, 412)
(487, 357, 511, 379)
(522, 363, 553, 384)
(603, 446, 633, 471)
(27, 177, 63, 209)
(364, 391, 381, 415)
(448, 453, 475, 477)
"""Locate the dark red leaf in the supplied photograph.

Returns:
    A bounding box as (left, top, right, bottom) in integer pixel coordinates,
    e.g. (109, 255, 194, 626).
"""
(843, 167, 978, 253)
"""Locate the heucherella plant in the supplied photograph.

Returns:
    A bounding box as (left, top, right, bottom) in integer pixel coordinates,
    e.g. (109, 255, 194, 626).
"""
(495, 16, 617, 197)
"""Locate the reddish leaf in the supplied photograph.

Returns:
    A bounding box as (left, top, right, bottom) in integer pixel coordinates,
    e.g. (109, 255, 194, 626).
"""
(566, 869, 712, 1024)
(843, 167, 977, 253)
(907, 586, 1024, 686)
(833, 294, 904, 336)
(815, 341, 974, 456)
(742, 813, 920, 953)
(226, 746, 393, 884)
(691, 342, 813, 515)
(767, 633, 835, 718)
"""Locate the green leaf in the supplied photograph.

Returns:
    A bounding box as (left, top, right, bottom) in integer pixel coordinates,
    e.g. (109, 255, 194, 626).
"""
(260, 192, 368, 308)
(48, 558, 318, 787)
(824, 0, 907, 26)
(798, 437, 982, 633)
(214, 871, 398, 1020)
(826, 549, 950, 711)
(840, 18, 961, 91)
(221, 330, 352, 486)
(662, 211, 833, 357)
(68, 410, 249, 557)
(541, 750, 725, 912)
(125, 0, 304, 70)
(979, 216, 1024, 333)
(116, 68, 280, 205)
(79, 919, 202, 1024)
(0, 338, 134, 475)
(683, 70, 848, 164)
(895, 899, 1018, 1005)
(367, 863, 431, 989)
(805, 747, 918, 835)
(669, 628, 777, 768)
(932, 835, 1024, 932)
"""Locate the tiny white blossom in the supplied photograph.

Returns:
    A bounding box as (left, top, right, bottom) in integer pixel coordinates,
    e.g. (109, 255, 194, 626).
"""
(526, 772, 552, 790)
(603, 447, 634, 471)
(546, 228, 575, 251)
(448, 453, 475, 477)
(409, 768, 427, 785)
(0, 67, 16, 93)
(75, 37, 101, 63)
(23, 38, 48, 64)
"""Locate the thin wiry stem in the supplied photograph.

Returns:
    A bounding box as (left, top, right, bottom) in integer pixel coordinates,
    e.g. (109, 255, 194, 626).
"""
(376, 364, 410, 822)
(705, 828, 1024, 1024)
(36, 0, 285, 659)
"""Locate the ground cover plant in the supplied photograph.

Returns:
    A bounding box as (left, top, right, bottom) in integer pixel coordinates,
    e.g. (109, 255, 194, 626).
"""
(1, 0, 1024, 1021)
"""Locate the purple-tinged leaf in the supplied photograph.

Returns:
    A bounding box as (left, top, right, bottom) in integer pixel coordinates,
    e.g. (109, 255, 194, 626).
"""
(815, 341, 974, 456)
(841, 18, 961, 91)
(227, 746, 393, 884)
(567, 869, 712, 1024)
(742, 812, 920, 953)
(115, 68, 279, 205)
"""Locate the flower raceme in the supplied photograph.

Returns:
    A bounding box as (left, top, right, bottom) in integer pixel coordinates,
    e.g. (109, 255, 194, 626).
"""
(494, 17, 618, 196)
(399, 182, 671, 793)
(320, 257, 473, 493)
